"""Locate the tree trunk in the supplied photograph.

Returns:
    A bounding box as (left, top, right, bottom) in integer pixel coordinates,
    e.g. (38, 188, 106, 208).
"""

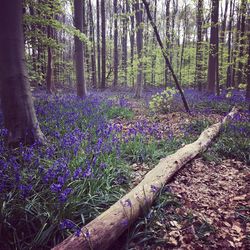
(89, 0, 97, 88)
(150, 0, 157, 86)
(113, 0, 119, 87)
(165, 0, 171, 87)
(130, 4, 135, 87)
(219, 0, 228, 69)
(226, 0, 235, 88)
(101, 0, 106, 89)
(46, 24, 54, 94)
(207, 0, 219, 94)
(0, 0, 45, 146)
(170, 0, 178, 71)
(246, 10, 250, 110)
(96, 0, 101, 87)
(238, 0, 247, 86)
(52, 107, 238, 250)
(121, 0, 128, 85)
(134, 0, 143, 98)
(179, 3, 187, 83)
(74, 0, 87, 97)
(232, 5, 241, 88)
(142, 0, 190, 113)
(195, 0, 204, 91)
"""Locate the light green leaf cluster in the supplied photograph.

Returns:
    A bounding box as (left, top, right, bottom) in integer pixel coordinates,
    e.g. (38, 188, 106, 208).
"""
(149, 87, 177, 113)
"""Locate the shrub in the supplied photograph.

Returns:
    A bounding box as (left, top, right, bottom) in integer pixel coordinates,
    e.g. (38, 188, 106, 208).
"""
(149, 87, 177, 113)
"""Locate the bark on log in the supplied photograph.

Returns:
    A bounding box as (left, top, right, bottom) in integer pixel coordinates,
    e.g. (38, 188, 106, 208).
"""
(53, 107, 238, 250)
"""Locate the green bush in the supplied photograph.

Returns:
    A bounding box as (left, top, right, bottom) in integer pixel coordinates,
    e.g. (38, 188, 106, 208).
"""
(149, 87, 177, 113)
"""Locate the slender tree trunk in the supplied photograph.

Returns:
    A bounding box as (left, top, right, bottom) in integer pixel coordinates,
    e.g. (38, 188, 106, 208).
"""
(46, 24, 54, 94)
(89, 0, 97, 88)
(195, 0, 204, 91)
(226, 0, 235, 88)
(143, 12, 149, 88)
(142, 0, 190, 113)
(96, 0, 101, 87)
(121, 0, 128, 85)
(74, 0, 87, 97)
(179, 3, 187, 83)
(29, 5, 37, 77)
(151, 0, 157, 86)
(113, 0, 118, 87)
(0, 0, 45, 146)
(130, 4, 135, 87)
(134, 0, 143, 98)
(246, 9, 250, 109)
(220, 0, 228, 69)
(101, 0, 106, 89)
(170, 0, 178, 70)
(232, 6, 241, 87)
(165, 0, 171, 87)
(238, 0, 247, 86)
(207, 0, 219, 94)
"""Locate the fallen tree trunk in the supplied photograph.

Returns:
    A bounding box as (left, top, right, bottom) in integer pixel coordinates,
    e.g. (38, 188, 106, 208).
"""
(53, 107, 238, 250)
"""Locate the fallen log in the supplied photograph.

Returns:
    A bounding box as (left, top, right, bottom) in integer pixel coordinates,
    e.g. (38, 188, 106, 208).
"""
(53, 107, 238, 250)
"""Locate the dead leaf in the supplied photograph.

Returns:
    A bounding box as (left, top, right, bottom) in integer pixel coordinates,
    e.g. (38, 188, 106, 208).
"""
(169, 221, 179, 228)
(232, 224, 242, 234)
(223, 221, 231, 227)
(166, 237, 178, 246)
(227, 240, 235, 247)
(232, 194, 247, 201)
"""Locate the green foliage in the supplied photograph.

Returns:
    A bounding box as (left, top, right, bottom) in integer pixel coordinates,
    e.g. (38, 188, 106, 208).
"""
(183, 114, 250, 164)
(149, 87, 177, 113)
(120, 136, 160, 164)
(106, 106, 134, 120)
(124, 190, 181, 249)
(203, 125, 250, 164)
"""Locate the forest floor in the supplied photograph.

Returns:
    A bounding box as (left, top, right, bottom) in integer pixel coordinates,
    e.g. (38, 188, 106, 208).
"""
(1, 86, 249, 249)
(108, 92, 250, 250)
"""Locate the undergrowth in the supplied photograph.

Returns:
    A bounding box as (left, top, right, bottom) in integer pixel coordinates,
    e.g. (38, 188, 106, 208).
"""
(0, 95, 135, 249)
(0, 88, 249, 249)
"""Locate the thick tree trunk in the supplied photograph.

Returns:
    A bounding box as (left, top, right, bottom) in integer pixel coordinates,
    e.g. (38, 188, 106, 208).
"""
(101, 0, 106, 89)
(195, 0, 204, 91)
(74, 0, 87, 97)
(134, 0, 143, 98)
(142, 0, 190, 113)
(53, 107, 238, 250)
(113, 0, 118, 87)
(207, 0, 219, 94)
(0, 0, 45, 146)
